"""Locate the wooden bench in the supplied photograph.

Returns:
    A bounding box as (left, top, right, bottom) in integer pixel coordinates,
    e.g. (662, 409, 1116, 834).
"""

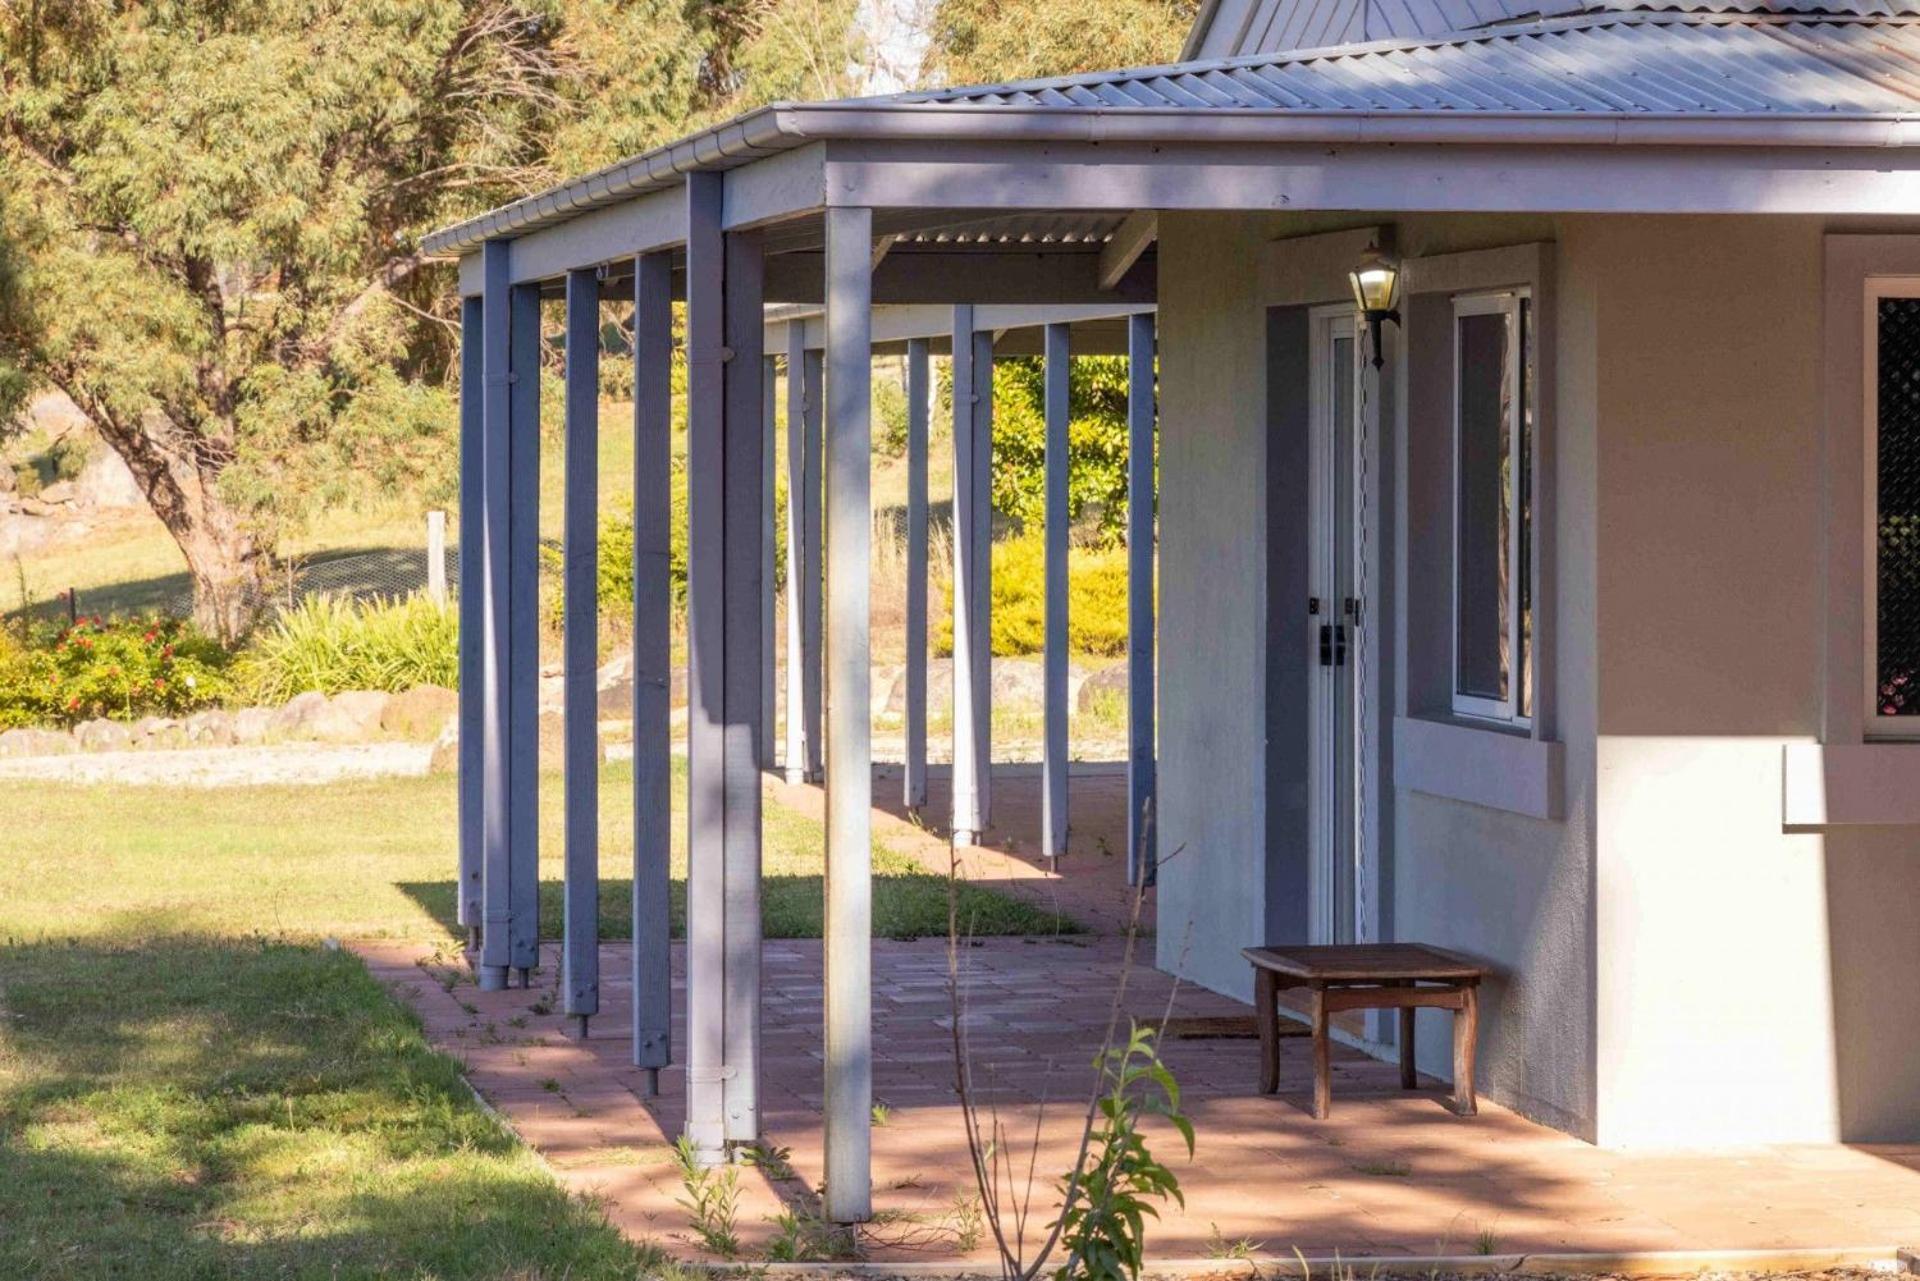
(1241, 943, 1485, 1119)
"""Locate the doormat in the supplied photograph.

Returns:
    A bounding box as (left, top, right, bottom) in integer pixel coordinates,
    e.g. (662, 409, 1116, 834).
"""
(1162, 1015, 1305, 1040)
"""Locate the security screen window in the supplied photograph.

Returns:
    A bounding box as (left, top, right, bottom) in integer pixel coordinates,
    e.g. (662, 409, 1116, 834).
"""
(1453, 291, 1534, 725)
(1874, 290, 1920, 729)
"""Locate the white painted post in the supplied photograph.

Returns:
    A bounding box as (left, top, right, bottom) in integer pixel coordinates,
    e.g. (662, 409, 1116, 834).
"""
(477, 242, 512, 993)
(562, 267, 600, 1036)
(1127, 312, 1158, 887)
(427, 509, 448, 605)
(721, 229, 766, 1146)
(761, 354, 777, 771)
(683, 172, 729, 1163)
(823, 204, 874, 1225)
(1042, 322, 1070, 864)
(456, 299, 482, 946)
(632, 251, 675, 1090)
(507, 279, 542, 987)
(904, 337, 930, 813)
(951, 312, 993, 846)
(783, 323, 809, 785)
(802, 346, 825, 783)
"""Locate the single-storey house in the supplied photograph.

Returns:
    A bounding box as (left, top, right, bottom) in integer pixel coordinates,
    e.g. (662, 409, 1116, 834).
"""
(424, 0, 1920, 1221)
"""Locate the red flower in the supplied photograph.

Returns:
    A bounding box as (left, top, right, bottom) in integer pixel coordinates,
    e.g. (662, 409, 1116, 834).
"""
(153, 678, 165, 691)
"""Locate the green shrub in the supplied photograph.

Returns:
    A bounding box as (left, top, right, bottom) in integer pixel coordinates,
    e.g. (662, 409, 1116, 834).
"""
(0, 615, 232, 727)
(989, 355, 1142, 548)
(237, 594, 457, 701)
(935, 533, 1132, 658)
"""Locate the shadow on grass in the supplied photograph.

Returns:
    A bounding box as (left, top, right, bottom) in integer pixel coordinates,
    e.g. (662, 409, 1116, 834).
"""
(9, 544, 448, 624)
(398, 872, 1080, 943)
(0, 931, 657, 1279)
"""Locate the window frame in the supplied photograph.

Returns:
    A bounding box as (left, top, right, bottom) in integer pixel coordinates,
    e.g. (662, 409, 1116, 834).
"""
(1863, 277, 1920, 739)
(1449, 288, 1533, 728)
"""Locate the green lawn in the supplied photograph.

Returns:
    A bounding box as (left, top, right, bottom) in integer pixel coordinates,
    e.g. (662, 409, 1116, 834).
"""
(0, 763, 1070, 1278)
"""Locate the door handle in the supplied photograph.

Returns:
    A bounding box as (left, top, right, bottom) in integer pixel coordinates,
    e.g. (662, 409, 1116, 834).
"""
(1334, 623, 1348, 667)
(1319, 624, 1333, 667)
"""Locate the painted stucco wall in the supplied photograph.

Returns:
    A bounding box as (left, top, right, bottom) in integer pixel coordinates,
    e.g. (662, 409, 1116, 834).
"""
(1154, 213, 1274, 999)
(1585, 215, 1920, 1145)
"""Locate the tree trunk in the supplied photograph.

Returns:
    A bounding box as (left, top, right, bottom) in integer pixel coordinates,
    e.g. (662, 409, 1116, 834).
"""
(77, 400, 270, 645)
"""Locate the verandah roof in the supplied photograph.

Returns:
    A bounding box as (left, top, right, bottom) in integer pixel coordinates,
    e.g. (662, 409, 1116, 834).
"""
(424, 8, 1920, 258)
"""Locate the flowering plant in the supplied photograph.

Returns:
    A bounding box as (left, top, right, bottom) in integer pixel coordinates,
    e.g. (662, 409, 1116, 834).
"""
(0, 615, 233, 727)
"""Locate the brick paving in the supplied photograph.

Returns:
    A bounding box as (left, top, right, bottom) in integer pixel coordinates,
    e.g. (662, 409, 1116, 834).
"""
(360, 928, 1920, 1267)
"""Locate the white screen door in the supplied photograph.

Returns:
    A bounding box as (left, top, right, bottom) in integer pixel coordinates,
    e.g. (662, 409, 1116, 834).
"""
(1307, 306, 1366, 945)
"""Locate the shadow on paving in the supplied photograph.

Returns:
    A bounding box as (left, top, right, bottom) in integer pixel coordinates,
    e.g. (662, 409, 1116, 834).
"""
(0, 930, 650, 1280)
(397, 873, 1081, 943)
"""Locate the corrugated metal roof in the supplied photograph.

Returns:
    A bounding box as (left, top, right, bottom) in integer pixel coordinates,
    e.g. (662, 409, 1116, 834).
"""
(909, 12, 1920, 115)
(1184, 0, 1920, 58)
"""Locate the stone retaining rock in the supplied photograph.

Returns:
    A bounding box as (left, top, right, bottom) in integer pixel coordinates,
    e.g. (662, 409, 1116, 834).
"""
(382, 684, 456, 740)
(1076, 663, 1130, 715)
(232, 706, 272, 745)
(269, 691, 329, 740)
(184, 710, 235, 746)
(134, 716, 187, 749)
(74, 718, 132, 751)
(0, 726, 75, 756)
(309, 691, 390, 743)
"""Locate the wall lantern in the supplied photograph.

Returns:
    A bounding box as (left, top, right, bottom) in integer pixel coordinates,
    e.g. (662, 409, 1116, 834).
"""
(1348, 245, 1402, 369)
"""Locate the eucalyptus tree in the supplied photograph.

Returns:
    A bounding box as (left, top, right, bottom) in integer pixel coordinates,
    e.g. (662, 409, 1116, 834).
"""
(0, 0, 859, 641)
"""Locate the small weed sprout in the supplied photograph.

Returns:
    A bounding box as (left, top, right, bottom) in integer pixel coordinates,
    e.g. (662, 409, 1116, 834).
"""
(949, 1191, 985, 1253)
(871, 1101, 892, 1127)
(1207, 1222, 1264, 1261)
(671, 1135, 742, 1258)
(1474, 1224, 1500, 1255)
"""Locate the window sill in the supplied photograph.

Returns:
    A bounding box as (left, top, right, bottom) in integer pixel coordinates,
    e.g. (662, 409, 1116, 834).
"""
(1393, 716, 1565, 820)
(1781, 742, 1920, 827)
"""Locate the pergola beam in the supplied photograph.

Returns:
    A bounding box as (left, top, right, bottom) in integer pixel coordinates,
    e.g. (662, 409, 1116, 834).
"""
(507, 279, 542, 987)
(1100, 211, 1158, 291)
(476, 241, 512, 993)
(1127, 312, 1158, 887)
(822, 204, 875, 1225)
(950, 307, 993, 847)
(904, 336, 930, 813)
(457, 296, 483, 946)
(782, 322, 811, 786)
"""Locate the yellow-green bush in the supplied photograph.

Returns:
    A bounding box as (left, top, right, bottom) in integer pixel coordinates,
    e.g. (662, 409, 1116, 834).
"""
(935, 533, 1132, 658)
(236, 594, 458, 701)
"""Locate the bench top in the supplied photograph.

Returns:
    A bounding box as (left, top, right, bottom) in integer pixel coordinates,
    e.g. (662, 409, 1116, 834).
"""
(1242, 943, 1485, 984)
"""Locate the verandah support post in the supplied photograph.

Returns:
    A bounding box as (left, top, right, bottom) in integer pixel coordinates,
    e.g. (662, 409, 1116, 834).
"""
(823, 204, 874, 1225)
(721, 228, 767, 1145)
(783, 322, 809, 786)
(632, 250, 675, 1092)
(802, 345, 825, 783)
(684, 171, 729, 1161)
(457, 294, 483, 948)
(903, 336, 930, 813)
(760, 353, 778, 772)
(562, 266, 600, 1036)
(477, 241, 512, 992)
(1127, 312, 1158, 887)
(507, 279, 543, 988)
(1042, 322, 1070, 864)
(951, 309, 993, 847)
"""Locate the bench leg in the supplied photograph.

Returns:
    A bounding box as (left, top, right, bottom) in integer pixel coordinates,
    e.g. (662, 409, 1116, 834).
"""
(1255, 967, 1278, 1095)
(1311, 987, 1331, 1120)
(1399, 1005, 1417, 1090)
(1452, 985, 1479, 1117)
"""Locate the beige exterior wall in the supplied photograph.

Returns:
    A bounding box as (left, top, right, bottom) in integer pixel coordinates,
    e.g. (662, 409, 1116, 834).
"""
(1156, 209, 1920, 1145)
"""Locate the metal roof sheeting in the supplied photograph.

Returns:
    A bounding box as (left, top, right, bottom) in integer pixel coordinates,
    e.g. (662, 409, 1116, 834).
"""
(910, 13, 1920, 116)
(1184, 0, 1920, 57)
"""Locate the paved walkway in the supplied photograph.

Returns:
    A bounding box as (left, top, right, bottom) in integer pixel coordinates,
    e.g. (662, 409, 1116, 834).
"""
(360, 932, 1920, 1267)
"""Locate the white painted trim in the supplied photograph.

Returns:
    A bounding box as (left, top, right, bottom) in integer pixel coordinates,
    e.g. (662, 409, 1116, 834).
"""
(1394, 716, 1564, 820)
(1862, 277, 1920, 740)
(1449, 289, 1533, 730)
(1782, 742, 1920, 826)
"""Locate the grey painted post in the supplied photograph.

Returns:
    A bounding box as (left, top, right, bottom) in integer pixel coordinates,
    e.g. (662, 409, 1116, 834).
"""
(632, 251, 674, 1089)
(1127, 313, 1158, 887)
(562, 267, 600, 1035)
(508, 281, 542, 986)
(1042, 323, 1070, 864)
(823, 205, 874, 1224)
(721, 230, 766, 1146)
(783, 324, 809, 785)
(458, 295, 483, 947)
(761, 354, 777, 771)
(951, 311, 994, 846)
(477, 244, 511, 992)
(904, 337, 930, 813)
(801, 346, 825, 783)
(683, 171, 729, 1162)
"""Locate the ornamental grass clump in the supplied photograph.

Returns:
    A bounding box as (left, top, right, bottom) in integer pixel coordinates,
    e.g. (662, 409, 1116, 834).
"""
(0, 615, 232, 727)
(237, 593, 457, 701)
